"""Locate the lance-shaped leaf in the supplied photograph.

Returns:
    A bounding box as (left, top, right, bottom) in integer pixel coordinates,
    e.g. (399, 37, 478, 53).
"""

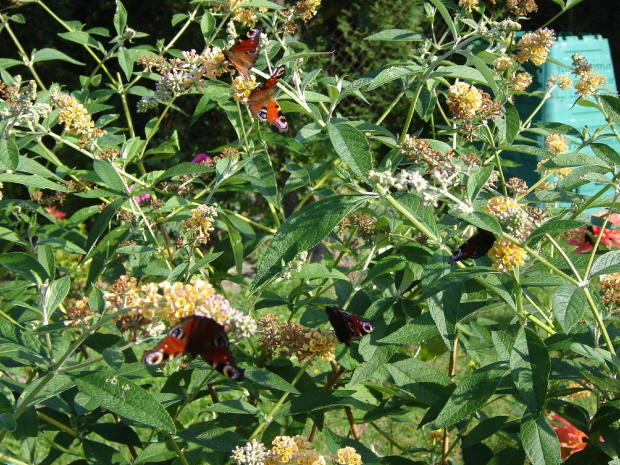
(552, 284, 587, 333)
(328, 122, 372, 182)
(74, 373, 175, 432)
(432, 362, 507, 428)
(252, 195, 366, 290)
(521, 414, 560, 465)
(510, 328, 550, 416)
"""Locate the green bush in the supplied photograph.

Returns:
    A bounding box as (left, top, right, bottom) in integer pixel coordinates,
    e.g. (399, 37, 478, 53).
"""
(1, 0, 620, 464)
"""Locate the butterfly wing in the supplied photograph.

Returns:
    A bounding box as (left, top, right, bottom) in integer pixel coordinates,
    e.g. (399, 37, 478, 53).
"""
(142, 316, 244, 381)
(449, 228, 495, 264)
(223, 27, 261, 77)
(142, 318, 190, 365)
(325, 306, 375, 346)
(248, 65, 288, 132)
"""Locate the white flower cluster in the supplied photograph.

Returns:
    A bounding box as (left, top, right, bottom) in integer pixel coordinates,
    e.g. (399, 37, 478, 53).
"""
(1, 78, 52, 133)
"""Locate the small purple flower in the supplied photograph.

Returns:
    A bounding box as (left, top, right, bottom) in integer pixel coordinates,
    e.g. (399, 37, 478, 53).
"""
(192, 153, 212, 163)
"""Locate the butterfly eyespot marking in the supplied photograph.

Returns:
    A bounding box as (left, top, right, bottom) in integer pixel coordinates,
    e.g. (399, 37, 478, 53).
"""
(215, 334, 228, 348)
(223, 365, 245, 381)
(143, 350, 164, 365)
(170, 327, 184, 339)
(258, 108, 268, 120)
(362, 321, 375, 333)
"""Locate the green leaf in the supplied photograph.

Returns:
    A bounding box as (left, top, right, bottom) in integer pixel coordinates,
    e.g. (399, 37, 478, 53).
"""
(243, 155, 278, 207)
(102, 348, 125, 370)
(386, 358, 455, 404)
(510, 328, 550, 416)
(47, 276, 71, 318)
(552, 284, 587, 333)
(363, 256, 407, 284)
(600, 94, 620, 127)
(590, 250, 620, 277)
(296, 263, 349, 281)
(154, 162, 213, 182)
(543, 153, 610, 170)
(221, 213, 244, 276)
(200, 10, 215, 38)
(204, 399, 259, 415)
(521, 414, 560, 465)
(350, 344, 399, 386)
(117, 46, 134, 80)
(144, 130, 180, 158)
(0, 413, 16, 432)
(432, 362, 507, 428)
(238, 0, 286, 9)
(252, 195, 366, 290)
(0, 252, 49, 284)
(0, 173, 71, 192)
(0, 137, 19, 171)
(467, 166, 493, 202)
(505, 102, 520, 144)
(364, 29, 424, 41)
(433, 65, 486, 84)
(428, 0, 458, 41)
(74, 373, 175, 432)
(85, 197, 126, 256)
(32, 48, 85, 66)
(261, 131, 310, 156)
(467, 52, 498, 95)
(113, 0, 128, 36)
(93, 159, 125, 192)
(328, 122, 372, 182)
(590, 143, 620, 168)
(391, 192, 439, 238)
(463, 416, 516, 447)
(422, 250, 460, 349)
(366, 65, 421, 91)
(591, 399, 620, 433)
(57, 31, 103, 49)
(379, 312, 438, 344)
(242, 367, 300, 394)
(83, 440, 129, 465)
(526, 220, 584, 246)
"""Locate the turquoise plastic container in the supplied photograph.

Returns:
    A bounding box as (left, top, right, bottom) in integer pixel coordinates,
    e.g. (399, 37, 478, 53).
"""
(510, 34, 617, 203)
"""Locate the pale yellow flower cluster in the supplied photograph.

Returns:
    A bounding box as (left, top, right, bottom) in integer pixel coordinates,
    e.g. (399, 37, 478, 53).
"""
(446, 82, 482, 119)
(484, 196, 532, 241)
(516, 28, 556, 66)
(201, 47, 230, 80)
(337, 447, 362, 465)
(303, 329, 338, 361)
(459, 0, 479, 12)
(493, 56, 513, 72)
(540, 133, 572, 180)
(232, 75, 258, 104)
(547, 74, 573, 90)
(51, 91, 105, 147)
(575, 72, 607, 99)
(228, 0, 258, 27)
(182, 204, 218, 243)
(512, 72, 532, 91)
(489, 239, 528, 272)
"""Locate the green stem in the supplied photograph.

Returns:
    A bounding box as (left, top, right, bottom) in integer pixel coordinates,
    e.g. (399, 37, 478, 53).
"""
(37, 411, 79, 438)
(0, 14, 46, 90)
(166, 433, 190, 465)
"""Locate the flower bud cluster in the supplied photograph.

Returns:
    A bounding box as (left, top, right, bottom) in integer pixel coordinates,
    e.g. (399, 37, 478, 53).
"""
(0, 78, 51, 133)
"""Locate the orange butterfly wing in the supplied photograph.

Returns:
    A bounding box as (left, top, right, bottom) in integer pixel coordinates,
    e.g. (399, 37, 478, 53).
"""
(223, 27, 261, 77)
(248, 65, 288, 133)
(142, 316, 244, 381)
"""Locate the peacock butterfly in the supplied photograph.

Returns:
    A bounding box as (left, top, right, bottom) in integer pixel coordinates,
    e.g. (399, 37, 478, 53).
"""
(325, 306, 375, 346)
(142, 316, 244, 381)
(223, 27, 262, 77)
(248, 65, 288, 132)
(449, 228, 495, 264)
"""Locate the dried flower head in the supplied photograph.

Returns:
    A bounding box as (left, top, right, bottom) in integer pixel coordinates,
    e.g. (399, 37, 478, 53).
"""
(516, 28, 556, 66)
(336, 447, 362, 465)
(258, 314, 337, 364)
(601, 273, 620, 310)
(571, 53, 593, 77)
(489, 239, 528, 272)
(507, 0, 538, 16)
(291, 0, 322, 22)
(506, 177, 528, 195)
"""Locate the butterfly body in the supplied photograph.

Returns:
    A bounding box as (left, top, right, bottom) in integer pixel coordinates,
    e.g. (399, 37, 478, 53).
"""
(223, 27, 262, 77)
(248, 65, 288, 132)
(449, 228, 495, 264)
(142, 316, 244, 381)
(325, 306, 374, 346)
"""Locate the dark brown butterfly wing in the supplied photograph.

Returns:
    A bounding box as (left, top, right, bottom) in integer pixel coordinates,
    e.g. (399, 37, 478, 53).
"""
(142, 316, 244, 381)
(449, 228, 495, 264)
(223, 27, 261, 77)
(325, 306, 375, 346)
(248, 65, 288, 132)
